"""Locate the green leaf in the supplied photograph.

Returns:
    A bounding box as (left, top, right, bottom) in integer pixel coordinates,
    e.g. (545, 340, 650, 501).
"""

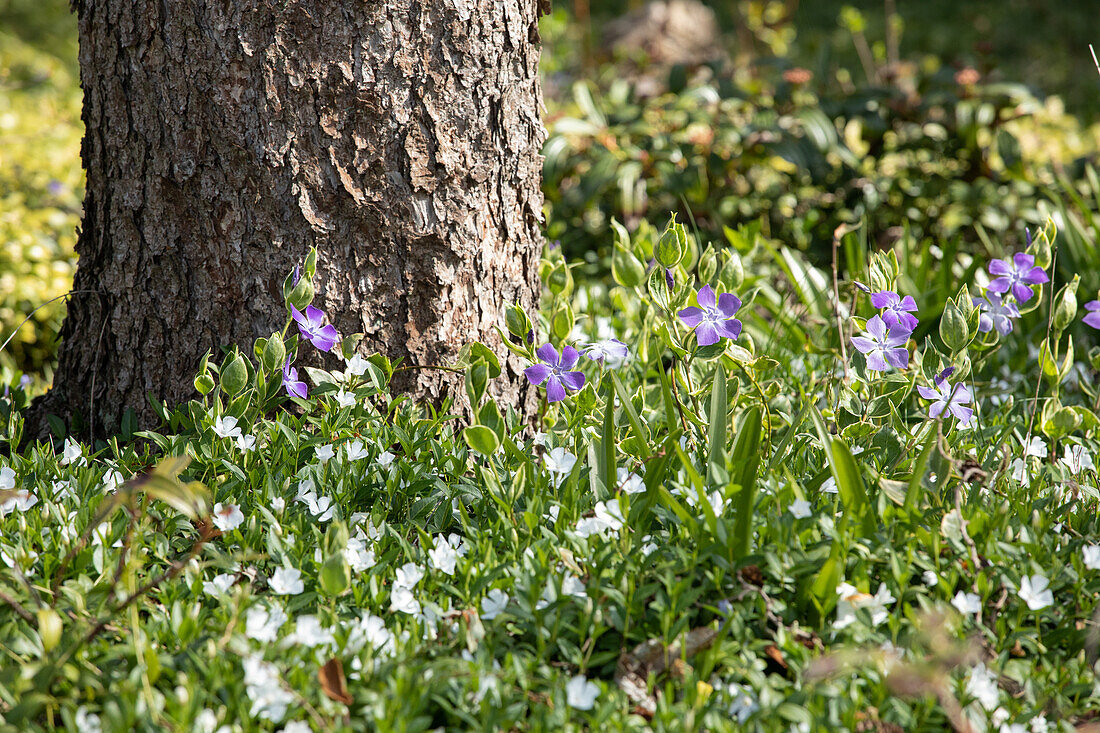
(730, 406, 763, 559)
(599, 379, 616, 497)
(463, 425, 500, 457)
(905, 427, 937, 514)
(706, 365, 728, 487)
(611, 373, 650, 445)
(812, 405, 875, 539)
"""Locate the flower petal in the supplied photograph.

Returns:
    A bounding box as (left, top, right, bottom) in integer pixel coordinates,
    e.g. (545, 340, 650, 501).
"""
(865, 351, 888, 371)
(559, 345, 580, 370)
(716, 292, 742, 318)
(886, 345, 909, 369)
(865, 315, 888, 341)
(524, 363, 552, 386)
(560, 371, 586, 391)
(717, 318, 742, 340)
(696, 285, 716, 310)
(304, 305, 327, 326)
(1012, 282, 1035, 304)
(545, 376, 566, 403)
(677, 306, 703, 327)
(694, 321, 720, 346)
(987, 258, 1011, 277)
(916, 385, 940, 401)
(850, 336, 876, 355)
(870, 291, 898, 309)
(536, 343, 560, 366)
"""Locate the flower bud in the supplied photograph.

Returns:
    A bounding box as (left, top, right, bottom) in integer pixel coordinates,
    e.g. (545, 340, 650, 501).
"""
(718, 251, 744, 290)
(655, 218, 687, 268)
(612, 243, 645, 289)
(287, 277, 315, 310)
(37, 608, 63, 653)
(319, 554, 350, 596)
(547, 262, 574, 296)
(698, 245, 717, 285)
(505, 304, 532, 340)
(194, 373, 216, 396)
(939, 299, 969, 353)
(1052, 275, 1079, 334)
(262, 332, 286, 373)
(219, 352, 249, 396)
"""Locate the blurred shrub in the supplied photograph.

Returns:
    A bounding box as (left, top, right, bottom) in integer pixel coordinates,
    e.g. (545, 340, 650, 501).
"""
(543, 63, 1099, 266)
(0, 32, 83, 380)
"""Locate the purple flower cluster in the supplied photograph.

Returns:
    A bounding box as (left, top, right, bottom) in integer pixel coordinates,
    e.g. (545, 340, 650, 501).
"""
(524, 338, 632, 403)
(850, 289, 917, 372)
(973, 240, 1048, 336)
(282, 297, 341, 400)
(851, 315, 910, 371)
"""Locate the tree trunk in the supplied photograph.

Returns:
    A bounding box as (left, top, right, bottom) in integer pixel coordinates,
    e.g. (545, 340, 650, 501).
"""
(29, 0, 546, 438)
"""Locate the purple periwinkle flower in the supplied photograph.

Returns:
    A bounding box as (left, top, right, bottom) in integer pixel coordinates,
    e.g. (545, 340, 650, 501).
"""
(292, 264, 302, 286)
(677, 285, 743, 347)
(850, 315, 910, 371)
(973, 294, 1020, 336)
(987, 253, 1049, 304)
(282, 357, 308, 399)
(852, 281, 872, 294)
(870, 291, 919, 331)
(1084, 301, 1100, 330)
(291, 305, 339, 352)
(665, 268, 675, 290)
(917, 370, 973, 427)
(582, 339, 629, 368)
(525, 344, 586, 402)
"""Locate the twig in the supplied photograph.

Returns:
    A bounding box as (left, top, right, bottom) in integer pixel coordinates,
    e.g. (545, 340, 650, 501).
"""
(0, 588, 36, 624)
(832, 228, 851, 385)
(1091, 45, 1100, 78)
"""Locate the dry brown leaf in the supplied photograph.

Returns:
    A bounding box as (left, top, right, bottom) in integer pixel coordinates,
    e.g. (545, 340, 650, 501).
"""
(319, 657, 353, 704)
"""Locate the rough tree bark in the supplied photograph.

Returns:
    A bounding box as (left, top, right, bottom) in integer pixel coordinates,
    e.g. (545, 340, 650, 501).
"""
(30, 0, 546, 437)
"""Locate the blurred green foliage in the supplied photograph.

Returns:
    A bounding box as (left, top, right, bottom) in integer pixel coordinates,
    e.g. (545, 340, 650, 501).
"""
(0, 21, 82, 382)
(543, 61, 1099, 267)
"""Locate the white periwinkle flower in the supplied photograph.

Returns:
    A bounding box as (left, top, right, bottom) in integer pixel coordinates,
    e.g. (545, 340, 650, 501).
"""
(789, 499, 812, 519)
(212, 415, 242, 439)
(965, 663, 1000, 711)
(565, 674, 599, 710)
(480, 589, 510, 620)
(212, 502, 245, 532)
(544, 448, 577, 486)
(345, 440, 369, 461)
(617, 467, 645, 494)
(1018, 574, 1053, 610)
(202, 573, 236, 597)
(246, 605, 288, 643)
(243, 654, 294, 722)
(951, 591, 981, 616)
(269, 567, 304, 596)
(60, 437, 85, 466)
(1083, 545, 1100, 570)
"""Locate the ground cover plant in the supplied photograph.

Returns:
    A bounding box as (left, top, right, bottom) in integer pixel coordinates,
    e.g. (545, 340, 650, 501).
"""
(3, 209, 1100, 731)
